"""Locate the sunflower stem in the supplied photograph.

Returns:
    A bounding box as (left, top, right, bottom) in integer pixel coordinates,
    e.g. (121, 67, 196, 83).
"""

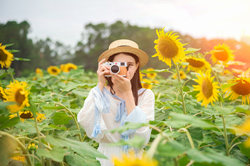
(176, 63, 187, 114)
(56, 102, 83, 142)
(34, 112, 45, 165)
(0, 131, 33, 166)
(219, 97, 230, 155)
(212, 69, 230, 156)
(8, 69, 15, 82)
(178, 128, 195, 149)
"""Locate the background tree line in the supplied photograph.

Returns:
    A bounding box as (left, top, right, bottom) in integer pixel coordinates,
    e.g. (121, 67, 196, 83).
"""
(0, 20, 249, 77)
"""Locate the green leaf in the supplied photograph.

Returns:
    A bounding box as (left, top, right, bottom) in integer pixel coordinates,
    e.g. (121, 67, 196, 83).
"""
(169, 112, 214, 129)
(109, 122, 147, 134)
(8, 49, 19, 53)
(141, 69, 170, 73)
(14, 57, 30, 61)
(45, 135, 107, 159)
(239, 142, 250, 158)
(186, 149, 213, 163)
(0, 116, 19, 130)
(51, 111, 72, 125)
(203, 148, 245, 166)
(157, 140, 187, 157)
(37, 147, 67, 162)
(184, 48, 201, 54)
(0, 70, 8, 79)
(221, 82, 237, 90)
(65, 153, 100, 166)
(109, 135, 146, 149)
(4, 43, 14, 47)
(42, 105, 64, 110)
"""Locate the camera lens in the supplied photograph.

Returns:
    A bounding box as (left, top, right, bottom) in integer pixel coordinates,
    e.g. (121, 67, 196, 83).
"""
(111, 65, 119, 73)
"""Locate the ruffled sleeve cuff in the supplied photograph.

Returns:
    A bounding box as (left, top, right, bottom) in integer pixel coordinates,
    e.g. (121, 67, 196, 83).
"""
(121, 106, 147, 137)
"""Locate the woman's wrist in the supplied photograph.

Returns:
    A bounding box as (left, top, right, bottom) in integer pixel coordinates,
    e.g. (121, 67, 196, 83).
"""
(98, 82, 105, 91)
(123, 90, 136, 115)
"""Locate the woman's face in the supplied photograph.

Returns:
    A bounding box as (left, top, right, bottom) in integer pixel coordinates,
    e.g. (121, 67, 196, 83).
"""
(111, 53, 139, 81)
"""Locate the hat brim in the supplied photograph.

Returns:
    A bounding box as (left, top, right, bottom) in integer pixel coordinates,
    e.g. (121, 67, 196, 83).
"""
(98, 46, 148, 68)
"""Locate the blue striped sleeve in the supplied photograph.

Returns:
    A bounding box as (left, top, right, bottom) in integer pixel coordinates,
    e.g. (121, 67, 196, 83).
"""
(120, 106, 147, 137)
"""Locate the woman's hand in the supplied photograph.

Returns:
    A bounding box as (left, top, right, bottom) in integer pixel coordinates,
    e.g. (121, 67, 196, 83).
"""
(97, 58, 110, 90)
(111, 71, 132, 94)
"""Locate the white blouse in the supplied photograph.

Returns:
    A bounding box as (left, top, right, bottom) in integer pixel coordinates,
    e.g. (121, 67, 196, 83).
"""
(77, 85, 155, 166)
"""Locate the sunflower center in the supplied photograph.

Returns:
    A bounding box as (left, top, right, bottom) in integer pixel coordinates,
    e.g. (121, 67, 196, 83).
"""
(52, 69, 57, 73)
(214, 49, 228, 61)
(0, 49, 8, 61)
(202, 78, 213, 99)
(0, 92, 6, 100)
(144, 84, 149, 88)
(68, 67, 73, 71)
(231, 80, 250, 96)
(186, 58, 205, 68)
(15, 89, 25, 106)
(20, 111, 33, 119)
(158, 38, 178, 58)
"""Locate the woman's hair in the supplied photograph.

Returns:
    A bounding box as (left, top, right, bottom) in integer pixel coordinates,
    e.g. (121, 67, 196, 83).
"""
(105, 52, 142, 105)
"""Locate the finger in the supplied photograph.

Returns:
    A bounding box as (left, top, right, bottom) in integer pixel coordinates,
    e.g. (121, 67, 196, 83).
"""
(101, 71, 110, 76)
(98, 58, 106, 67)
(126, 72, 131, 80)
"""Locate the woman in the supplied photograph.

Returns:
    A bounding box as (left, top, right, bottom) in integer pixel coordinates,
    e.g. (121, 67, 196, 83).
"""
(77, 39, 155, 166)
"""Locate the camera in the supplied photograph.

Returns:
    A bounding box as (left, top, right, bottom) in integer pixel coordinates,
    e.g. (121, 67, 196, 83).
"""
(104, 62, 128, 77)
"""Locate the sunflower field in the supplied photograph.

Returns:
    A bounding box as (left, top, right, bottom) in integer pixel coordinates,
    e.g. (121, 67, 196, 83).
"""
(0, 28, 250, 166)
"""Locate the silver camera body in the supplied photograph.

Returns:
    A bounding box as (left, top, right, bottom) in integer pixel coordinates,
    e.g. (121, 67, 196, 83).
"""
(104, 62, 128, 77)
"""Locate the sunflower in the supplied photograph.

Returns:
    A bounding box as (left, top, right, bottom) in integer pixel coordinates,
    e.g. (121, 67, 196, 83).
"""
(193, 71, 219, 107)
(224, 77, 250, 104)
(0, 86, 7, 101)
(245, 137, 250, 147)
(28, 143, 38, 150)
(36, 113, 46, 122)
(0, 43, 14, 68)
(211, 43, 234, 65)
(4, 80, 30, 113)
(151, 80, 159, 84)
(61, 63, 77, 72)
(238, 68, 250, 78)
(146, 68, 157, 79)
(11, 155, 26, 163)
(183, 56, 211, 73)
(9, 111, 45, 122)
(9, 110, 34, 122)
(234, 116, 250, 135)
(172, 71, 186, 80)
(140, 72, 145, 81)
(35, 68, 43, 77)
(234, 116, 250, 147)
(47, 66, 61, 75)
(112, 150, 158, 166)
(152, 28, 186, 68)
(20, 110, 33, 119)
(142, 79, 152, 89)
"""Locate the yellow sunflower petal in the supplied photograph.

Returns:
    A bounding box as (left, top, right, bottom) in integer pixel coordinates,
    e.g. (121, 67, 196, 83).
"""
(224, 77, 250, 104)
(152, 28, 186, 67)
(0, 43, 14, 68)
(4, 80, 30, 113)
(211, 43, 234, 66)
(47, 66, 61, 75)
(112, 150, 158, 166)
(193, 71, 219, 107)
(184, 56, 211, 72)
(61, 63, 77, 72)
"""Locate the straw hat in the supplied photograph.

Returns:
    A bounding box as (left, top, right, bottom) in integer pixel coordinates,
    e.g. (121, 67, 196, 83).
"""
(98, 39, 148, 68)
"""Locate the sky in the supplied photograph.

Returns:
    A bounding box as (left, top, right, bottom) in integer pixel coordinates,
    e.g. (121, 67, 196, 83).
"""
(1, 0, 250, 46)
